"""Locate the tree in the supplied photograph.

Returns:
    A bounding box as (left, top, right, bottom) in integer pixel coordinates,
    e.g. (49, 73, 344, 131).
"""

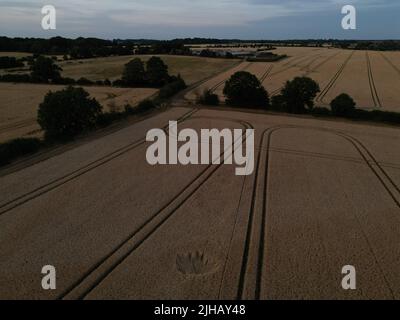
(122, 58, 146, 86)
(280, 77, 320, 113)
(146, 56, 170, 87)
(330, 93, 356, 117)
(30, 55, 62, 83)
(223, 71, 269, 108)
(37, 86, 102, 140)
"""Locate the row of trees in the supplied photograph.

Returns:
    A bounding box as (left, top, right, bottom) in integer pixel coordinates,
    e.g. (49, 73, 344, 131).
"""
(198, 71, 358, 117)
(0, 37, 133, 58)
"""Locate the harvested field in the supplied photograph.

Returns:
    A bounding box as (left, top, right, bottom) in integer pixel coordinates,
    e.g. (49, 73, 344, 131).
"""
(0, 106, 399, 300)
(0, 54, 239, 85)
(0, 83, 157, 142)
(185, 47, 400, 112)
(59, 55, 239, 85)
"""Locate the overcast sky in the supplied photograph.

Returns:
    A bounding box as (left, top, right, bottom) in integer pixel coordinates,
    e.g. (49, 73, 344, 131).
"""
(0, 0, 399, 39)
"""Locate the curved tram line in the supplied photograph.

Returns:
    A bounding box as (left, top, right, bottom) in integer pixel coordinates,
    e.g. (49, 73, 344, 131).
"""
(0, 109, 199, 217)
(316, 51, 354, 104)
(234, 124, 399, 300)
(366, 51, 382, 108)
(58, 117, 254, 299)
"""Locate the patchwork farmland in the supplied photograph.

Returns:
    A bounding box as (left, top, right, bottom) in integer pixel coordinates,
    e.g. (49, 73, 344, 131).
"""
(1, 45, 400, 300)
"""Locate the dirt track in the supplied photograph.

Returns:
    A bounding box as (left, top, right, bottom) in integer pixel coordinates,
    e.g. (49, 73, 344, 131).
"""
(0, 106, 399, 300)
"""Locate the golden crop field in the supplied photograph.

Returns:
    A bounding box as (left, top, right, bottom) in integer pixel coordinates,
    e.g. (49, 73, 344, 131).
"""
(0, 83, 157, 142)
(1, 106, 400, 299)
(186, 47, 400, 112)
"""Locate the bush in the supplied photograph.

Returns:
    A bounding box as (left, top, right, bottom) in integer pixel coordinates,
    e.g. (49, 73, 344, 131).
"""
(53, 77, 76, 85)
(37, 86, 102, 140)
(223, 71, 269, 108)
(135, 99, 158, 113)
(280, 77, 320, 113)
(76, 77, 94, 85)
(112, 79, 125, 87)
(330, 93, 356, 117)
(270, 95, 287, 112)
(311, 107, 332, 117)
(0, 138, 41, 166)
(196, 89, 220, 106)
(351, 109, 400, 125)
(158, 76, 187, 100)
(96, 111, 124, 127)
(0, 74, 32, 83)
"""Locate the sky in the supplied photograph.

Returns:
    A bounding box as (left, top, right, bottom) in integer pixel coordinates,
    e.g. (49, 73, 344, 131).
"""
(0, 0, 399, 40)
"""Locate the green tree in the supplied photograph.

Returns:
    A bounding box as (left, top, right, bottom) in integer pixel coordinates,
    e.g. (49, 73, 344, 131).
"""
(330, 93, 356, 117)
(223, 71, 269, 108)
(37, 86, 102, 140)
(122, 58, 146, 86)
(146, 56, 170, 87)
(30, 55, 62, 83)
(280, 77, 320, 113)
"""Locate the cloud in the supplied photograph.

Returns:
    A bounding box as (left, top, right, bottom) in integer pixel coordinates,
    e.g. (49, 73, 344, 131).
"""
(0, 0, 399, 39)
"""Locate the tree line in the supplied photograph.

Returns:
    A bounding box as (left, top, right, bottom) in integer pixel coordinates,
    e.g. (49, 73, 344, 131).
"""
(2, 37, 399, 59)
(197, 71, 400, 126)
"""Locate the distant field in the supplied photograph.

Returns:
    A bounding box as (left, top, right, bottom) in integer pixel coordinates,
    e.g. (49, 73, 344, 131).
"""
(186, 47, 400, 111)
(0, 53, 239, 85)
(0, 83, 157, 142)
(0, 52, 31, 58)
(59, 55, 240, 84)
